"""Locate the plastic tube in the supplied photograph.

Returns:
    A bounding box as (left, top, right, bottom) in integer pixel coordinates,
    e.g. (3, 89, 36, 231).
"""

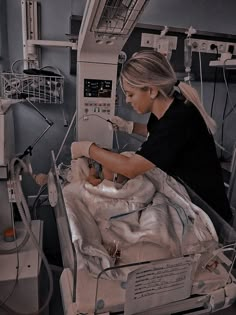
(184, 37, 192, 73)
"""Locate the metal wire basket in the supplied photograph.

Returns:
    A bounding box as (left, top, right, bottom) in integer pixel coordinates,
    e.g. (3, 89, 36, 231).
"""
(1, 72, 64, 104)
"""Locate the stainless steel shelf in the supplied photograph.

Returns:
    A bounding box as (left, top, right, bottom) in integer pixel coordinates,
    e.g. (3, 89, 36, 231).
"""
(209, 59, 236, 69)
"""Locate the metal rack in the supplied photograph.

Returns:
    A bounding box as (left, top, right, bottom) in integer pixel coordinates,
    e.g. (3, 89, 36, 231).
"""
(1, 72, 64, 104)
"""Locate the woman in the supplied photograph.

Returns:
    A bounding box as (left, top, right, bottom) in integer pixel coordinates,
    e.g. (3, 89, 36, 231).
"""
(71, 50, 232, 222)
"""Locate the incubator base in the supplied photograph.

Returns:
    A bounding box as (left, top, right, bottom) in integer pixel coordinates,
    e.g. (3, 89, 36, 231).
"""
(0, 220, 43, 314)
(60, 268, 76, 315)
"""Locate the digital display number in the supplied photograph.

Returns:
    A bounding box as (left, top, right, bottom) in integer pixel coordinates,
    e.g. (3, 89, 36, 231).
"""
(84, 79, 112, 98)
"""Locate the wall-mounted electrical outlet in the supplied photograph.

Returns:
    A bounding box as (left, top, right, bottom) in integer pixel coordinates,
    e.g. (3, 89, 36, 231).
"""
(141, 33, 178, 51)
(141, 33, 236, 56)
(191, 38, 236, 55)
(141, 33, 154, 48)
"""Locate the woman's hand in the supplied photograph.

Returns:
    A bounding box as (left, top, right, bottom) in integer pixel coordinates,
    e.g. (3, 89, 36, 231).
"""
(71, 141, 93, 159)
(110, 116, 134, 134)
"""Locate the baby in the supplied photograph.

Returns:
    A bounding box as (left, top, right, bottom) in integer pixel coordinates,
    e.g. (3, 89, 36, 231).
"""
(87, 160, 127, 186)
(86, 151, 133, 186)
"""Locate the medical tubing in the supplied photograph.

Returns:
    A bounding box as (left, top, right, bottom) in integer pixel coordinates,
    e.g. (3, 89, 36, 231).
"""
(0, 158, 54, 315)
(0, 249, 20, 309)
(79, 114, 122, 150)
(198, 50, 203, 104)
(11, 59, 29, 73)
(39, 65, 62, 76)
(11, 158, 32, 222)
(56, 110, 76, 162)
(184, 37, 192, 72)
(0, 227, 30, 255)
(221, 61, 236, 121)
(0, 203, 20, 307)
(113, 128, 120, 152)
(12, 161, 54, 314)
(32, 185, 48, 220)
(0, 159, 31, 255)
(210, 46, 219, 118)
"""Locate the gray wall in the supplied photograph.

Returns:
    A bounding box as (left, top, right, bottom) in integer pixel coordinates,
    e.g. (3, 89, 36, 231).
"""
(141, 0, 236, 35)
(1, 0, 236, 198)
(0, 0, 9, 72)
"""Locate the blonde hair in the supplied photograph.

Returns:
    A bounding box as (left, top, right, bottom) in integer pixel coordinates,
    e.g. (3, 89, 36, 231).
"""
(120, 50, 216, 134)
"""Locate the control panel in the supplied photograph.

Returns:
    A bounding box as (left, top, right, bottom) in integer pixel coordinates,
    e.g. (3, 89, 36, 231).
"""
(77, 62, 117, 149)
(83, 102, 112, 115)
(84, 79, 112, 98)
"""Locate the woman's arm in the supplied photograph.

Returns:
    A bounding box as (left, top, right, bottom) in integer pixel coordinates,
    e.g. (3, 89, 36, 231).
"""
(89, 144, 155, 179)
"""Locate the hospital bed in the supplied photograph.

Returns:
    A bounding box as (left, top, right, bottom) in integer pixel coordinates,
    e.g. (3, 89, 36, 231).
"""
(50, 151, 236, 315)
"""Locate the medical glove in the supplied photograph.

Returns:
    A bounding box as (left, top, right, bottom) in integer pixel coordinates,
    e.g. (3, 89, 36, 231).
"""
(71, 141, 93, 159)
(110, 116, 134, 134)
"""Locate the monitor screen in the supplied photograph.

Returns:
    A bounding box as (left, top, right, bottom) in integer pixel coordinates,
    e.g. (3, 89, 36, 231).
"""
(84, 79, 112, 98)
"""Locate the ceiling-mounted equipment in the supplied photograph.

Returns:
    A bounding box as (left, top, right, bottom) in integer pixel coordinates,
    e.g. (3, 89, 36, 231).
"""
(76, 0, 149, 148)
(92, 0, 148, 37)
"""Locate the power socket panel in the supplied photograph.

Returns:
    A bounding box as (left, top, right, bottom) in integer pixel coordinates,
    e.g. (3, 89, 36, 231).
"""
(141, 33, 178, 51)
(190, 38, 236, 55)
(141, 33, 236, 55)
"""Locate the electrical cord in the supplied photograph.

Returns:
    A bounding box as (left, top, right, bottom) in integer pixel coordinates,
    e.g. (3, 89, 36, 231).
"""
(56, 111, 143, 170)
(218, 66, 235, 161)
(210, 45, 219, 117)
(39, 65, 62, 76)
(11, 59, 29, 73)
(224, 102, 236, 120)
(222, 60, 235, 114)
(78, 113, 121, 150)
(0, 158, 32, 255)
(210, 67, 218, 117)
(0, 201, 20, 308)
(56, 111, 76, 162)
(220, 89, 229, 161)
(198, 50, 204, 104)
(32, 184, 48, 220)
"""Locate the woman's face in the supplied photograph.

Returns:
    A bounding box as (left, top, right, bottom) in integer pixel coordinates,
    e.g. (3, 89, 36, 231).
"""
(122, 80, 154, 114)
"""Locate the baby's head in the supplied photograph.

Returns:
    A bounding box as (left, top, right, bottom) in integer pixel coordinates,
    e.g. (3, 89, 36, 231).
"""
(87, 161, 127, 186)
(87, 151, 133, 186)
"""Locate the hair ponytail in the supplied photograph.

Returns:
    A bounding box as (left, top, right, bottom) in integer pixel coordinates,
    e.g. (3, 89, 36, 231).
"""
(178, 82, 216, 134)
(121, 50, 216, 134)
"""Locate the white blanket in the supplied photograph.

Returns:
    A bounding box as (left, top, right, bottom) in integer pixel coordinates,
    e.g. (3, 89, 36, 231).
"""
(63, 157, 218, 280)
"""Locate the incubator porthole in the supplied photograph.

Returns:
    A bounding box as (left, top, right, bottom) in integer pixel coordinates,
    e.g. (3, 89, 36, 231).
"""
(120, 281, 127, 289)
(96, 299, 105, 310)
